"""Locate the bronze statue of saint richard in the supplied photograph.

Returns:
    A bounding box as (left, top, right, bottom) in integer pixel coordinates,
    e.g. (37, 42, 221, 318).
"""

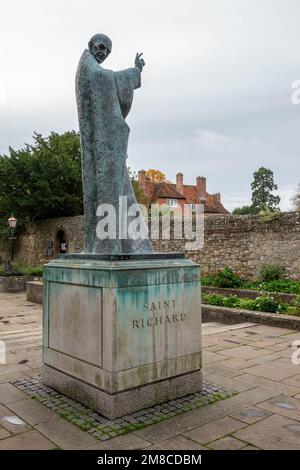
(76, 33, 153, 255)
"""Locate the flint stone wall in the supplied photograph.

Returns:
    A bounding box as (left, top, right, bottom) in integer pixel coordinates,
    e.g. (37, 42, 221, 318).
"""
(10, 212, 300, 280)
(0, 276, 41, 293)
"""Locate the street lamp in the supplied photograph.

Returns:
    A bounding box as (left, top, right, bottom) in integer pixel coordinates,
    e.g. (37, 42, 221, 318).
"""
(8, 214, 17, 262)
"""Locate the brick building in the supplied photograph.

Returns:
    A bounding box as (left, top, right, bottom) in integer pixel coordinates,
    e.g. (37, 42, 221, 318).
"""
(138, 171, 228, 214)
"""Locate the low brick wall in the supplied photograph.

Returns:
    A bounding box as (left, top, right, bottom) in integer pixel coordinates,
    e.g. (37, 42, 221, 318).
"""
(26, 281, 43, 304)
(202, 286, 296, 304)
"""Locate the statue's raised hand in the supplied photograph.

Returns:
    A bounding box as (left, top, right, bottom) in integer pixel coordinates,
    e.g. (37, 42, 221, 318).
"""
(135, 52, 145, 71)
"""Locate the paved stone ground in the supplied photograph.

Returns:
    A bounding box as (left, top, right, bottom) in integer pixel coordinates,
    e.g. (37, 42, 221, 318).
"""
(13, 377, 235, 441)
(0, 292, 300, 450)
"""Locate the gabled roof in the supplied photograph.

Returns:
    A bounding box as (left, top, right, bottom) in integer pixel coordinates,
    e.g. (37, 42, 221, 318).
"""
(204, 194, 229, 214)
(139, 172, 229, 214)
(170, 184, 203, 204)
(153, 182, 185, 200)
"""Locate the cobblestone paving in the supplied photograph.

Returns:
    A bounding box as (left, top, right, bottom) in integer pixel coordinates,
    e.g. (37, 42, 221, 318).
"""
(13, 376, 235, 441)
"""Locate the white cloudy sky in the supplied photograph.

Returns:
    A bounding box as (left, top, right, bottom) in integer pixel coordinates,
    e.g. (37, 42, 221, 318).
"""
(0, 0, 299, 211)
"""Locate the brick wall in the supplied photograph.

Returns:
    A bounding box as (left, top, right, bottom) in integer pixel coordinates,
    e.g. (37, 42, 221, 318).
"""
(11, 212, 300, 280)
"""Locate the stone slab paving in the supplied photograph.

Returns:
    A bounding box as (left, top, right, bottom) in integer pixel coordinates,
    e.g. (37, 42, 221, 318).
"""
(143, 435, 208, 451)
(234, 414, 300, 450)
(256, 394, 300, 421)
(131, 386, 278, 447)
(0, 429, 55, 450)
(183, 416, 247, 444)
(230, 406, 272, 424)
(0, 292, 300, 450)
(232, 373, 300, 397)
(207, 436, 247, 450)
(13, 376, 235, 441)
(285, 374, 300, 387)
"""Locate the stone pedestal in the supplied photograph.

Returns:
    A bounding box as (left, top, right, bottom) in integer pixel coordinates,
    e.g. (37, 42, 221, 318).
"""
(42, 255, 202, 419)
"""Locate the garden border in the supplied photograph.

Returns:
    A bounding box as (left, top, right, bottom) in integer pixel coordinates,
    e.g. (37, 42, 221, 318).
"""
(202, 285, 296, 303)
(0, 276, 41, 293)
(202, 304, 300, 330)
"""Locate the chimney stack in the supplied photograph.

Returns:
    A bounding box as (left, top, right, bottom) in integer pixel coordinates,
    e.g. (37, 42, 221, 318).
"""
(138, 169, 147, 188)
(214, 193, 221, 203)
(196, 176, 206, 197)
(176, 172, 183, 194)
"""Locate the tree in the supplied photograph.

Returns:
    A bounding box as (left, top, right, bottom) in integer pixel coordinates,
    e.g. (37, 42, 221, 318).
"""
(232, 205, 256, 215)
(292, 183, 300, 211)
(0, 130, 148, 246)
(145, 169, 166, 183)
(128, 168, 148, 205)
(251, 167, 280, 212)
(0, 131, 83, 241)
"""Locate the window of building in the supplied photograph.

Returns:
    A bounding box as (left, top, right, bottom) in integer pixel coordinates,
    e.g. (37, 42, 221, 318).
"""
(166, 199, 178, 207)
(185, 203, 197, 211)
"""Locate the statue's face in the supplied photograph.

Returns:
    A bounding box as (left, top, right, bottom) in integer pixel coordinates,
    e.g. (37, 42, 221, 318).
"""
(89, 35, 112, 64)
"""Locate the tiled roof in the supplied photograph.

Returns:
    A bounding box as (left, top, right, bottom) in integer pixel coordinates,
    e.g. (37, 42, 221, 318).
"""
(140, 176, 229, 214)
(204, 194, 229, 214)
(153, 182, 185, 199)
(171, 184, 228, 213)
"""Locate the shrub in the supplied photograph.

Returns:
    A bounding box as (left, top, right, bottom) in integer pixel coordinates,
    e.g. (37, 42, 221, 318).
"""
(289, 295, 300, 315)
(223, 296, 240, 308)
(238, 298, 257, 311)
(201, 267, 243, 288)
(293, 295, 300, 308)
(245, 279, 300, 294)
(0, 263, 43, 277)
(259, 264, 284, 282)
(212, 267, 243, 288)
(201, 274, 216, 286)
(202, 293, 288, 314)
(203, 293, 225, 306)
(254, 296, 280, 313)
(258, 208, 281, 223)
(287, 307, 300, 316)
(15, 265, 43, 277)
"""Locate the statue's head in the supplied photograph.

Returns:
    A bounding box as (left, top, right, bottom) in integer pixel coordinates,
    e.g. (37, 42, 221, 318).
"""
(88, 34, 112, 64)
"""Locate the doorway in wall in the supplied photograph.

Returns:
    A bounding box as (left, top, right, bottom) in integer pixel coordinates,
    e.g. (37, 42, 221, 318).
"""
(56, 229, 67, 255)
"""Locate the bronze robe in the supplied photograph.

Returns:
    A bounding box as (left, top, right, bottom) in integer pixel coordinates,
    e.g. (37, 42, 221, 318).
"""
(76, 50, 153, 254)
